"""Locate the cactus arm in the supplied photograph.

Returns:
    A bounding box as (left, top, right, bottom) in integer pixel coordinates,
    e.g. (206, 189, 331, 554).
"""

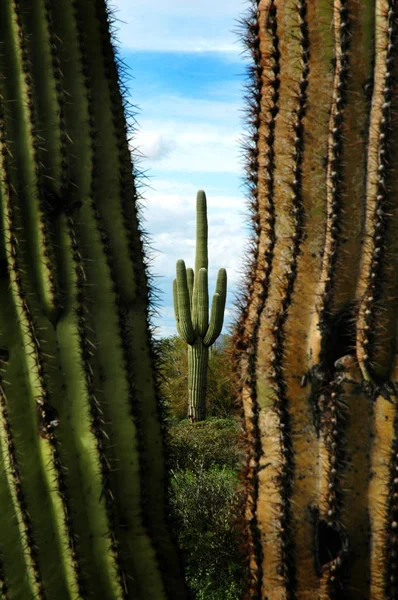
(187, 267, 194, 310)
(214, 267, 227, 308)
(203, 268, 227, 347)
(197, 268, 209, 337)
(173, 278, 185, 339)
(203, 293, 222, 348)
(176, 259, 195, 344)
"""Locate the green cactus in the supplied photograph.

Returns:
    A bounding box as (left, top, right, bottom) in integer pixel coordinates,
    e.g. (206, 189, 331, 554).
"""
(173, 191, 227, 421)
(233, 0, 398, 598)
(0, 0, 188, 598)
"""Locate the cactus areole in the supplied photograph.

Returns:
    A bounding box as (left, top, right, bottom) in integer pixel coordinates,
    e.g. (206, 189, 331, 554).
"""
(173, 191, 227, 421)
(234, 0, 398, 598)
(0, 0, 187, 598)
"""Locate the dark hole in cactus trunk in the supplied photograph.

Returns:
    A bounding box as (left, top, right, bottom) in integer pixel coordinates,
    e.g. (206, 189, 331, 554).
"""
(311, 507, 349, 575)
(316, 519, 344, 566)
(0, 348, 9, 362)
(323, 304, 356, 375)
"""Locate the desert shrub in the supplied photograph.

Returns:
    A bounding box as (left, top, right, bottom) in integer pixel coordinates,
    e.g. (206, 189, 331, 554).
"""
(170, 466, 246, 600)
(167, 417, 244, 471)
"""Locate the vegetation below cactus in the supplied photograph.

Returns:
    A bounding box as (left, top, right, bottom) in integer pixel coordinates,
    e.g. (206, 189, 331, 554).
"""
(167, 418, 246, 600)
(157, 335, 246, 598)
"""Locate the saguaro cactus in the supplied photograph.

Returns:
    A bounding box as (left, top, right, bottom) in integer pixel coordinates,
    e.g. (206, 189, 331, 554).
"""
(173, 190, 227, 421)
(234, 0, 398, 598)
(0, 1, 187, 598)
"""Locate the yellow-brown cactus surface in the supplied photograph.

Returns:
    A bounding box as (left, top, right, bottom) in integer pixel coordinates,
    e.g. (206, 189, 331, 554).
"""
(235, 0, 398, 598)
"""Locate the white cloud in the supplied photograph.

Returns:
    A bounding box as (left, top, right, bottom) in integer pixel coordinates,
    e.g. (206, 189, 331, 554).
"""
(137, 132, 176, 161)
(131, 95, 243, 173)
(108, 0, 248, 53)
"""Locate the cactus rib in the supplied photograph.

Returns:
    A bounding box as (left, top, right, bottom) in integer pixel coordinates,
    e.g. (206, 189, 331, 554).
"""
(235, 0, 398, 597)
(0, 1, 188, 597)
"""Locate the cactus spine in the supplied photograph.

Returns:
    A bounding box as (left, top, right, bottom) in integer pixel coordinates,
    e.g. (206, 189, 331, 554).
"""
(0, 1, 187, 598)
(235, 0, 398, 598)
(173, 190, 227, 421)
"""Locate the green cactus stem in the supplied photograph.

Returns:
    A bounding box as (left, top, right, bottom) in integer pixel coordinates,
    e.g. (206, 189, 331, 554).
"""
(0, 1, 187, 598)
(234, 0, 398, 598)
(173, 190, 227, 421)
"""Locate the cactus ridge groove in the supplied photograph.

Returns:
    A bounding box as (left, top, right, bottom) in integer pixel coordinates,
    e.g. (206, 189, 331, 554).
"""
(265, 0, 310, 593)
(11, 0, 59, 318)
(0, 92, 61, 599)
(317, 0, 350, 353)
(239, 0, 279, 594)
(318, 372, 350, 593)
(85, 3, 187, 598)
(0, 0, 188, 597)
(0, 377, 43, 598)
(71, 2, 129, 595)
(234, 0, 398, 596)
(357, 0, 398, 382)
(386, 407, 398, 597)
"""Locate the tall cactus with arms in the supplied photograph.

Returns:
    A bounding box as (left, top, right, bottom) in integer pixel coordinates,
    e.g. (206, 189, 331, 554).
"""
(173, 190, 227, 421)
(0, 0, 187, 598)
(234, 0, 398, 598)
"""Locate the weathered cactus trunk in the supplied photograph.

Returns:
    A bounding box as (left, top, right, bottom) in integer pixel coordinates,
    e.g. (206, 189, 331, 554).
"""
(234, 0, 398, 598)
(0, 1, 187, 598)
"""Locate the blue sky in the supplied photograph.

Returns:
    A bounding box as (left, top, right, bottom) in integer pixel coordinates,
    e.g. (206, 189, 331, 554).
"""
(109, 0, 251, 337)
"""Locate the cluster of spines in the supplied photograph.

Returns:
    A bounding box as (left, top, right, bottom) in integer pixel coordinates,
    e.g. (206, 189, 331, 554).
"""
(43, 0, 70, 209)
(12, 0, 58, 313)
(233, 0, 279, 595)
(318, 375, 347, 593)
(95, 0, 147, 296)
(94, 0, 172, 584)
(359, 0, 397, 377)
(385, 363, 398, 598)
(318, 0, 349, 347)
(101, 4, 188, 592)
(266, 0, 310, 592)
(0, 378, 39, 597)
(385, 430, 398, 598)
(0, 87, 48, 598)
(41, 3, 87, 592)
(71, 1, 128, 594)
(0, 1, 182, 598)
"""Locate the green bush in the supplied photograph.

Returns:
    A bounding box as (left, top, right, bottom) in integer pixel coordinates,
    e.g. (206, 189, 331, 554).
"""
(167, 417, 245, 471)
(166, 417, 247, 599)
(170, 466, 246, 600)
